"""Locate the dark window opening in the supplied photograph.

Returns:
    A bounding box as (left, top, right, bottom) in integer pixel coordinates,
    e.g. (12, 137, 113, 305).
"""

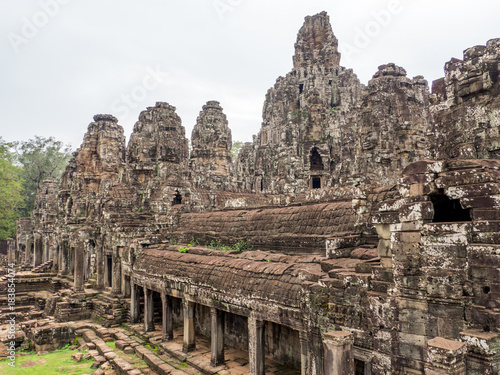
(172, 190, 182, 205)
(312, 177, 321, 189)
(260, 179, 264, 192)
(484, 286, 491, 294)
(355, 359, 366, 375)
(299, 84, 304, 94)
(310, 148, 324, 171)
(328, 80, 332, 86)
(430, 190, 471, 223)
(106, 256, 112, 287)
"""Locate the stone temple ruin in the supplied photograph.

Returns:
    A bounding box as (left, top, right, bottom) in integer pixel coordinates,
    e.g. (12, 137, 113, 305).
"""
(3, 11, 500, 375)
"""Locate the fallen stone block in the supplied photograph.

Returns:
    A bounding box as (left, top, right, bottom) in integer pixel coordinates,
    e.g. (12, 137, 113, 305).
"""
(71, 352, 84, 362)
(115, 340, 128, 351)
(123, 346, 134, 354)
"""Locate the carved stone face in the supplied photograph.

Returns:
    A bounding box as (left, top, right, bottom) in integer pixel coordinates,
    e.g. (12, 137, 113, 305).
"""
(450, 143, 477, 159)
(361, 129, 378, 151)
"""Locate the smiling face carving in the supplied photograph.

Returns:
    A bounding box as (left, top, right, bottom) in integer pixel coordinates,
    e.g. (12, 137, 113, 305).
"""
(361, 129, 379, 151)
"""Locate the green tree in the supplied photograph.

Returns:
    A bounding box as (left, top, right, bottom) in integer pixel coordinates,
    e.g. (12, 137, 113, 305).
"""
(15, 136, 72, 216)
(231, 140, 244, 159)
(0, 138, 24, 239)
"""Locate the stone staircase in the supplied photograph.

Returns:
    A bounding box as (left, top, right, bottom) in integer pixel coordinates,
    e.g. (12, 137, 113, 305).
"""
(78, 326, 198, 375)
(92, 292, 129, 328)
(32, 259, 54, 273)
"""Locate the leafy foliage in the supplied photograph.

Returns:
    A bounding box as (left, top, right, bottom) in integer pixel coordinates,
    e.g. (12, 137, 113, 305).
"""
(205, 239, 252, 252)
(15, 136, 72, 216)
(0, 138, 24, 239)
(231, 140, 244, 159)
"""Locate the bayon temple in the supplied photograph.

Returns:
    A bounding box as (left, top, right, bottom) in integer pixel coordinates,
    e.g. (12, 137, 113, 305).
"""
(3, 11, 500, 375)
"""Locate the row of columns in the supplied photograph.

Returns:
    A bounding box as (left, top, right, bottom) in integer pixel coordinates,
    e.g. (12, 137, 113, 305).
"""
(72, 244, 122, 294)
(132, 284, 371, 375)
(131, 283, 274, 374)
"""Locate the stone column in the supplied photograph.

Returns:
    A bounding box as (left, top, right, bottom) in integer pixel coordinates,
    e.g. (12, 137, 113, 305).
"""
(248, 316, 265, 375)
(183, 298, 195, 352)
(299, 331, 309, 375)
(130, 283, 140, 323)
(74, 244, 85, 293)
(7, 239, 15, 266)
(33, 235, 42, 267)
(42, 238, 48, 263)
(51, 243, 58, 273)
(323, 331, 354, 375)
(60, 243, 67, 275)
(25, 239, 33, 267)
(96, 245, 104, 289)
(144, 288, 154, 332)
(211, 306, 225, 366)
(161, 292, 173, 341)
(425, 337, 466, 375)
(111, 254, 121, 294)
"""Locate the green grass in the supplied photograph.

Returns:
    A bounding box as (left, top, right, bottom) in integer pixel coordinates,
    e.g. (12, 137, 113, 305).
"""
(0, 348, 93, 374)
(106, 340, 116, 349)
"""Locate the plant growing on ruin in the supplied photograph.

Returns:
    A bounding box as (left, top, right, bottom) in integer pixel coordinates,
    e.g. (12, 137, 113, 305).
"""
(178, 247, 188, 253)
(234, 241, 252, 253)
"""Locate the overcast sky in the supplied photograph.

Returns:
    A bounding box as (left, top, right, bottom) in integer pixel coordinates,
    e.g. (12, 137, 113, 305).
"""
(1, 0, 499, 150)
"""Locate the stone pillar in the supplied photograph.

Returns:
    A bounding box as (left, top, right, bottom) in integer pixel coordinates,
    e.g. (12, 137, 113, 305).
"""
(51, 243, 59, 272)
(123, 275, 131, 297)
(248, 316, 265, 375)
(183, 298, 195, 352)
(96, 245, 104, 289)
(33, 235, 42, 267)
(323, 331, 354, 375)
(25, 239, 33, 266)
(144, 288, 154, 332)
(211, 306, 225, 366)
(425, 337, 466, 375)
(59, 243, 67, 275)
(130, 283, 140, 323)
(111, 254, 121, 294)
(299, 331, 309, 375)
(74, 244, 85, 293)
(42, 238, 47, 263)
(161, 292, 173, 341)
(7, 239, 15, 266)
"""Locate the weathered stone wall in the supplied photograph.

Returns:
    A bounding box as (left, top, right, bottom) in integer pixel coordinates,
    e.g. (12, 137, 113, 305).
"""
(431, 39, 500, 160)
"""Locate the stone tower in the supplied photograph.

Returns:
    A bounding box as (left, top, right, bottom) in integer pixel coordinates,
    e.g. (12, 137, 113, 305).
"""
(253, 11, 364, 193)
(59, 114, 126, 219)
(336, 64, 431, 186)
(189, 101, 233, 191)
(126, 102, 190, 211)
